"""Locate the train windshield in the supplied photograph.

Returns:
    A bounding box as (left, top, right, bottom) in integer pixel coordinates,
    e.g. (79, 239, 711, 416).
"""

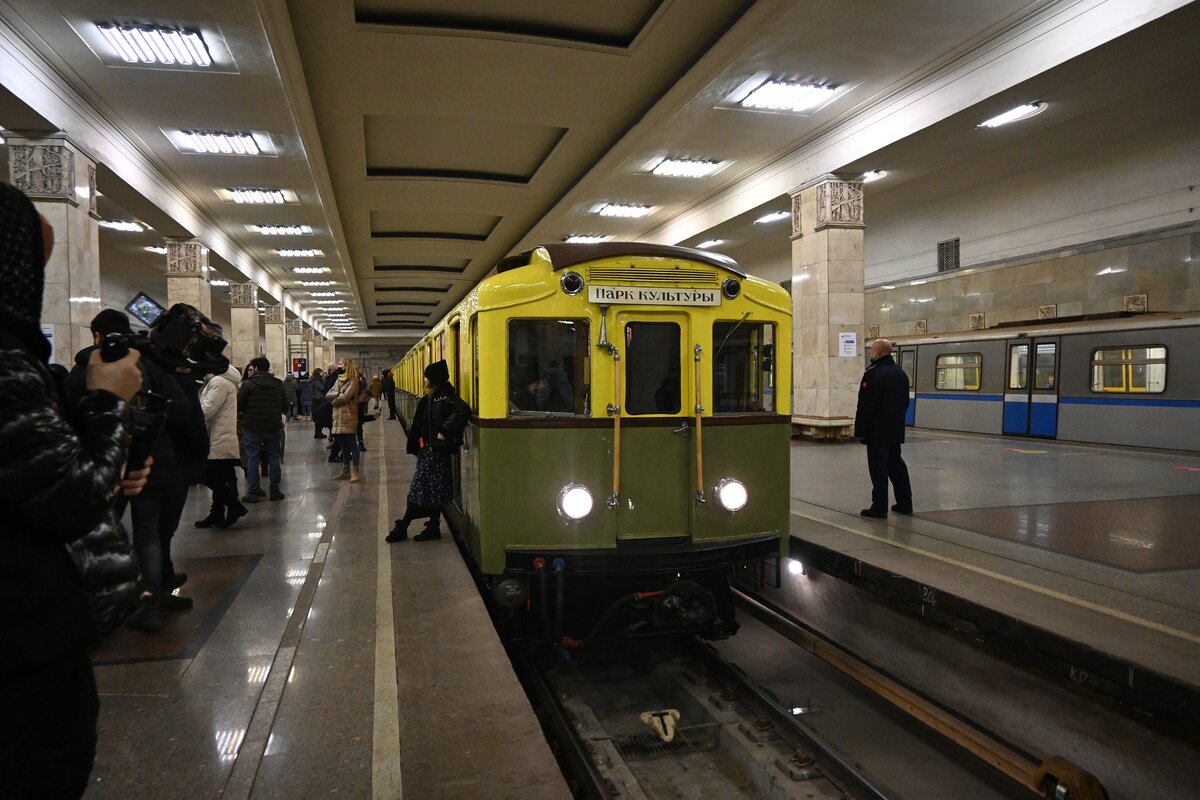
(713, 321, 775, 412)
(624, 322, 681, 415)
(507, 319, 590, 415)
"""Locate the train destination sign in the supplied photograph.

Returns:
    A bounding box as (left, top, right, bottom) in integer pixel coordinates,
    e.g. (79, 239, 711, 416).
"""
(587, 285, 721, 306)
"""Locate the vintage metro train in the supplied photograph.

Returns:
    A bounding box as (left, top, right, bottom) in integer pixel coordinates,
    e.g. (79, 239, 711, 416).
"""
(393, 243, 792, 644)
(886, 311, 1200, 451)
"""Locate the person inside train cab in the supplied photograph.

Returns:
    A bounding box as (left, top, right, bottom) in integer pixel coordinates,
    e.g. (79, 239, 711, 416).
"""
(537, 359, 574, 413)
(509, 362, 544, 412)
(854, 338, 913, 518)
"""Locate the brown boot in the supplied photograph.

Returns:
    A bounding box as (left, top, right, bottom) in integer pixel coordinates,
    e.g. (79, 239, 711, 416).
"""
(332, 465, 351, 481)
(349, 466, 361, 483)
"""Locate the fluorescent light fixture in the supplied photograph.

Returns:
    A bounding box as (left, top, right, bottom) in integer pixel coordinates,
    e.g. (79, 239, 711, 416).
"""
(308, 291, 338, 297)
(274, 249, 323, 257)
(69, 296, 101, 303)
(250, 225, 312, 236)
(978, 102, 1046, 128)
(222, 187, 295, 205)
(882, 284, 896, 290)
(1096, 266, 1126, 276)
(291, 266, 331, 274)
(210, 279, 230, 286)
(594, 203, 653, 218)
(563, 234, 612, 244)
(298, 280, 334, 287)
(98, 219, 144, 232)
(97, 23, 212, 67)
(646, 156, 725, 179)
(861, 170, 888, 182)
(910, 279, 927, 286)
(178, 130, 261, 155)
(313, 300, 346, 305)
(696, 239, 724, 249)
(144, 245, 168, 255)
(755, 211, 790, 224)
(741, 80, 837, 113)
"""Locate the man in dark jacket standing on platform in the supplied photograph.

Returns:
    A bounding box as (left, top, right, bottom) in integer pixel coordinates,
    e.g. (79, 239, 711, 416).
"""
(238, 356, 287, 502)
(382, 369, 398, 420)
(854, 338, 913, 518)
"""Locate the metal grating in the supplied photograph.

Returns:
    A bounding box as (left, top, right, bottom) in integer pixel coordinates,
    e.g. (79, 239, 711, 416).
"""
(612, 733, 695, 759)
(587, 267, 718, 285)
(937, 238, 960, 272)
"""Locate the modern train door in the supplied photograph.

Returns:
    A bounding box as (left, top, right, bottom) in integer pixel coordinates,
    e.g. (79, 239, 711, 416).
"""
(897, 346, 917, 426)
(1003, 337, 1060, 437)
(616, 313, 691, 541)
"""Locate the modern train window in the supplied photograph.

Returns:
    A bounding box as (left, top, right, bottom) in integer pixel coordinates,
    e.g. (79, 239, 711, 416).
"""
(712, 321, 775, 412)
(1008, 343, 1057, 390)
(625, 322, 681, 415)
(507, 319, 590, 415)
(934, 353, 982, 390)
(1090, 346, 1166, 393)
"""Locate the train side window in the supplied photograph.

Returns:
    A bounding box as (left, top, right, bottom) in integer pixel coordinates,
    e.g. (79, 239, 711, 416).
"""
(507, 319, 590, 415)
(625, 322, 681, 415)
(935, 353, 981, 390)
(1090, 346, 1166, 393)
(1008, 344, 1028, 389)
(713, 321, 775, 413)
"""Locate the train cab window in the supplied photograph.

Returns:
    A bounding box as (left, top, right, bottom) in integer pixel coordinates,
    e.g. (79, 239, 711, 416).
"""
(1090, 346, 1166, 393)
(935, 353, 981, 390)
(625, 322, 681, 415)
(507, 319, 590, 415)
(713, 321, 775, 412)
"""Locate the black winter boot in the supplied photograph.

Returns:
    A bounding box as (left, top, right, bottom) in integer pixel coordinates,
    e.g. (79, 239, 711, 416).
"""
(413, 520, 442, 541)
(194, 510, 224, 528)
(385, 520, 409, 543)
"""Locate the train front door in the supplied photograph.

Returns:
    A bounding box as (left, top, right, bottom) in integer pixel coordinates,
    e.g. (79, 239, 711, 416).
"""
(1003, 337, 1060, 437)
(897, 346, 917, 426)
(616, 314, 691, 541)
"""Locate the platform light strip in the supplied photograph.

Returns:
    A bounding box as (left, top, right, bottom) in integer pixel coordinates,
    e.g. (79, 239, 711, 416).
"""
(789, 510, 1200, 646)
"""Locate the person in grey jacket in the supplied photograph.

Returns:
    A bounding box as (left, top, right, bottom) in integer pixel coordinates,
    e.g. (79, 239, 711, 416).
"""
(237, 356, 287, 502)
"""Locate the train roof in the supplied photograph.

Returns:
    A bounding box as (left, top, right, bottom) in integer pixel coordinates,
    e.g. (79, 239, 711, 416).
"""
(887, 311, 1200, 345)
(495, 242, 746, 278)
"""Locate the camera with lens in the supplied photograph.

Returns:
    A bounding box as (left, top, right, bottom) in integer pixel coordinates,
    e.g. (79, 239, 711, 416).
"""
(101, 302, 230, 379)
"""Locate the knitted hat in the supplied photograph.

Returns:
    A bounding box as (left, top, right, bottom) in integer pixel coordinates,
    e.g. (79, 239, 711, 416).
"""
(0, 182, 51, 361)
(424, 359, 449, 384)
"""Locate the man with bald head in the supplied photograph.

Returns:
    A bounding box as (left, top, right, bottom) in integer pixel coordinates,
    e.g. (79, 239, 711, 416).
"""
(854, 338, 913, 518)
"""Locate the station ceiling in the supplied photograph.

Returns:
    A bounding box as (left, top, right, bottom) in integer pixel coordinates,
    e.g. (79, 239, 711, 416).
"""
(0, 0, 1194, 342)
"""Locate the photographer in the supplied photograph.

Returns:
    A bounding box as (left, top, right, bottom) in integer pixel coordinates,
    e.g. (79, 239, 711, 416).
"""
(0, 182, 150, 799)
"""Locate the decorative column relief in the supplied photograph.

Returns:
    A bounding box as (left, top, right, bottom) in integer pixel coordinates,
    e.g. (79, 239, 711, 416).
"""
(167, 239, 208, 275)
(8, 141, 77, 203)
(230, 283, 258, 308)
(265, 305, 285, 324)
(286, 319, 305, 335)
(165, 239, 211, 316)
(814, 179, 864, 231)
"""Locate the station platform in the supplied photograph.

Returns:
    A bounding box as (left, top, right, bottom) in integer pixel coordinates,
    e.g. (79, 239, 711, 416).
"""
(782, 429, 1200, 714)
(84, 419, 570, 800)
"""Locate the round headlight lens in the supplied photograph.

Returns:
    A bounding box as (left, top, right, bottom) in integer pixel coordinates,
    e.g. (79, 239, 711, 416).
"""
(561, 272, 584, 296)
(721, 277, 741, 300)
(715, 478, 748, 512)
(557, 484, 593, 521)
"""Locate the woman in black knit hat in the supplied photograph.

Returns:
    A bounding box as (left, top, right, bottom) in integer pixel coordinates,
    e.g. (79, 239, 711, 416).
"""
(386, 359, 469, 542)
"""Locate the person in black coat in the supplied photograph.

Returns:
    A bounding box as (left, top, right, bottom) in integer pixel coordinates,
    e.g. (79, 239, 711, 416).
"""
(382, 369, 398, 420)
(386, 360, 469, 543)
(853, 338, 913, 518)
(0, 182, 150, 799)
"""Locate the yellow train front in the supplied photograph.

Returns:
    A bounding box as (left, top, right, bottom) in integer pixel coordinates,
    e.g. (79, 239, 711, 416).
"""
(395, 243, 792, 645)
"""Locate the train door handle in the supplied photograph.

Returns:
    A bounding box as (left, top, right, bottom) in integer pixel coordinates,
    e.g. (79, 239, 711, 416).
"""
(673, 423, 690, 438)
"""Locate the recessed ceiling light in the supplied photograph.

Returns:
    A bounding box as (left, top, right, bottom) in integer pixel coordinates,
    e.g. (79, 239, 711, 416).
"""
(308, 291, 338, 297)
(99, 219, 144, 232)
(696, 239, 724, 249)
(313, 300, 346, 305)
(563, 234, 612, 244)
(861, 170, 888, 182)
(96, 23, 212, 67)
(220, 187, 295, 204)
(176, 130, 262, 155)
(754, 211, 790, 224)
(274, 249, 323, 257)
(594, 203, 653, 218)
(291, 266, 331, 274)
(978, 102, 1046, 128)
(910, 279, 927, 286)
(740, 80, 837, 113)
(646, 157, 726, 179)
(210, 279, 229, 286)
(250, 225, 312, 236)
(298, 280, 335, 287)
(144, 245, 168, 254)
(882, 284, 896, 290)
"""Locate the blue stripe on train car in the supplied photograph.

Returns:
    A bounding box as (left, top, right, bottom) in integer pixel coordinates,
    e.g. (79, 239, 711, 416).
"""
(1003, 401, 1029, 434)
(915, 393, 1004, 402)
(1059, 396, 1200, 408)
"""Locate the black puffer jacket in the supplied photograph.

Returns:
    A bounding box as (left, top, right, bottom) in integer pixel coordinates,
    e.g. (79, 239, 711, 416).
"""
(406, 382, 470, 455)
(238, 372, 287, 432)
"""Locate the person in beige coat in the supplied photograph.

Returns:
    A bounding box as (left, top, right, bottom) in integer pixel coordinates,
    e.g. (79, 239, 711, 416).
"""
(326, 357, 362, 483)
(197, 364, 248, 527)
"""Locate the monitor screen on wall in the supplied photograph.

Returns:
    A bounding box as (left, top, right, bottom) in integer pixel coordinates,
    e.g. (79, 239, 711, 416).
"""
(125, 292, 166, 328)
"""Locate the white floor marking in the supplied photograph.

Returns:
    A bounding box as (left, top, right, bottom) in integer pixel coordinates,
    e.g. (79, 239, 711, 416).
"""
(792, 510, 1200, 646)
(373, 427, 404, 799)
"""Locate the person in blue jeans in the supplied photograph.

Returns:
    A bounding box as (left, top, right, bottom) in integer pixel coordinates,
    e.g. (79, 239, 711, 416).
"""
(238, 356, 288, 502)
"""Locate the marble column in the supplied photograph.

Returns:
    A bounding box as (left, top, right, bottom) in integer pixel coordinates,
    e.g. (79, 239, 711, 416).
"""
(166, 239, 211, 317)
(6, 134, 99, 365)
(790, 174, 865, 439)
(302, 326, 316, 375)
(264, 305, 287, 376)
(285, 318, 305, 377)
(229, 283, 260, 370)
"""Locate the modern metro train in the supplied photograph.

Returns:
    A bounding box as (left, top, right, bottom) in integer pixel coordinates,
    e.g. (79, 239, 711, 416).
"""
(393, 243, 792, 644)
(886, 311, 1200, 451)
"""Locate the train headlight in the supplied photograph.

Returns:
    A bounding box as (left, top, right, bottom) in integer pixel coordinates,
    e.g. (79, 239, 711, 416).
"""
(557, 484, 593, 521)
(560, 272, 584, 296)
(714, 478, 748, 512)
(721, 277, 741, 300)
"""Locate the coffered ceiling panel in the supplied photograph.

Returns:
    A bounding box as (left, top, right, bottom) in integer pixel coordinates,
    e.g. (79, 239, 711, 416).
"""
(368, 209, 501, 240)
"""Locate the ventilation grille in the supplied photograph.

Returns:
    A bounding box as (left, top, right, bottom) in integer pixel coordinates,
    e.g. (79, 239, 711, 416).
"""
(937, 238, 960, 272)
(587, 267, 718, 286)
(612, 733, 695, 759)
